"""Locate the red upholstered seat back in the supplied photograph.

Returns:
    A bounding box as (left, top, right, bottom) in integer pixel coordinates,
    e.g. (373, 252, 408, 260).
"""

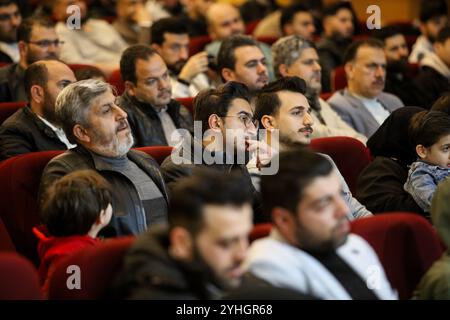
(108, 69, 125, 95)
(134, 146, 174, 165)
(176, 97, 194, 115)
(351, 213, 443, 300)
(48, 237, 134, 299)
(0, 216, 15, 252)
(310, 136, 371, 194)
(0, 151, 63, 264)
(189, 35, 212, 56)
(0, 101, 27, 124)
(0, 252, 43, 300)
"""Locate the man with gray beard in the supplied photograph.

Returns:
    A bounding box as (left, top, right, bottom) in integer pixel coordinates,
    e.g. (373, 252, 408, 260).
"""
(39, 80, 169, 237)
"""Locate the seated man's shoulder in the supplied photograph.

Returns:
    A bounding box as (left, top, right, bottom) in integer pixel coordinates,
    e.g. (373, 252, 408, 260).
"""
(328, 91, 351, 109)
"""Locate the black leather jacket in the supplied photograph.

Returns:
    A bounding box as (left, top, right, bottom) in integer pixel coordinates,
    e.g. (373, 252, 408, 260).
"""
(0, 106, 68, 160)
(39, 145, 169, 237)
(118, 92, 193, 147)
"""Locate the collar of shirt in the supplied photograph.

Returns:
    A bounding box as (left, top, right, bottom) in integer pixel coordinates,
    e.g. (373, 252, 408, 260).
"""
(37, 115, 77, 149)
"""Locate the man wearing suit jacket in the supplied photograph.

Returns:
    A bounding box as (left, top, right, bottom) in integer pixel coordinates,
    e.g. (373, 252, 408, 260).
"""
(327, 39, 404, 138)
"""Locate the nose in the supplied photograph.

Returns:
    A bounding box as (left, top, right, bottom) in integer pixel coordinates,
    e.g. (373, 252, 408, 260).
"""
(313, 60, 321, 72)
(11, 14, 21, 27)
(233, 238, 248, 264)
(113, 104, 127, 120)
(335, 195, 349, 219)
(375, 65, 385, 78)
(304, 111, 314, 126)
(158, 76, 170, 90)
(179, 46, 189, 61)
(257, 61, 267, 75)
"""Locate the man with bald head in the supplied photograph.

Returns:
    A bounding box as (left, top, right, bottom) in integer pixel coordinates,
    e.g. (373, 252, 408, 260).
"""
(0, 60, 77, 160)
(205, 2, 274, 80)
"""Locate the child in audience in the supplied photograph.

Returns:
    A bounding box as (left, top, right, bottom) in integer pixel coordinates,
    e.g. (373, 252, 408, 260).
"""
(404, 111, 450, 213)
(33, 169, 113, 296)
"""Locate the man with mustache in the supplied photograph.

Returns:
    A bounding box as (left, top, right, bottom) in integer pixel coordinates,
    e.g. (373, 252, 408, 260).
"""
(253, 76, 371, 219)
(217, 35, 269, 92)
(0, 0, 21, 64)
(0, 17, 61, 102)
(0, 60, 76, 160)
(40, 79, 169, 237)
(243, 148, 396, 300)
(150, 17, 214, 98)
(328, 39, 404, 138)
(117, 45, 193, 147)
(271, 35, 366, 143)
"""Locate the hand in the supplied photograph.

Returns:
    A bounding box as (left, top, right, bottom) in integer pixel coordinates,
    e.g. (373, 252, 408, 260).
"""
(246, 139, 278, 168)
(178, 51, 209, 82)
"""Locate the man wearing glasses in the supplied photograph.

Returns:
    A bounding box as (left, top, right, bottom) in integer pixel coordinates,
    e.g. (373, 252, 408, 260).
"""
(0, 17, 62, 102)
(0, 0, 21, 64)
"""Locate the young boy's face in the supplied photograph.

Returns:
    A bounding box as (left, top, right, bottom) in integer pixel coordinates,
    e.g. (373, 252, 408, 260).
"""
(420, 134, 450, 168)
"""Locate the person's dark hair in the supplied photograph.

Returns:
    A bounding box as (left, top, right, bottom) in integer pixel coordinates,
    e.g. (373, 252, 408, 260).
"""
(0, 0, 16, 8)
(150, 17, 189, 45)
(409, 110, 450, 148)
(343, 38, 385, 64)
(261, 148, 333, 217)
(40, 170, 113, 237)
(17, 17, 55, 43)
(322, 1, 352, 18)
(194, 81, 251, 133)
(280, 4, 311, 31)
(217, 35, 259, 74)
(169, 168, 253, 234)
(372, 25, 404, 44)
(24, 61, 49, 100)
(419, 0, 448, 23)
(431, 92, 450, 114)
(254, 76, 307, 123)
(74, 65, 106, 81)
(436, 27, 450, 44)
(120, 45, 157, 84)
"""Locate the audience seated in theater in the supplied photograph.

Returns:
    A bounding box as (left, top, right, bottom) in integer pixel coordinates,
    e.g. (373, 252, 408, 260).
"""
(150, 17, 214, 98)
(34, 170, 113, 296)
(47, 0, 127, 76)
(160, 81, 264, 222)
(112, 0, 151, 46)
(317, 2, 354, 92)
(178, 0, 212, 37)
(217, 35, 269, 92)
(356, 107, 426, 216)
(205, 2, 274, 80)
(327, 39, 404, 138)
(243, 148, 397, 300)
(404, 111, 450, 213)
(414, 178, 450, 299)
(253, 76, 371, 220)
(0, 0, 21, 64)
(272, 35, 366, 144)
(373, 26, 428, 107)
(414, 28, 450, 107)
(409, 0, 448, 64)
(40, 79, 169, 237)
(0, 60, 76, 160)
(117, 45, 193, 147)
(0, 17, 60, 102)
(74, 65, 106, 82)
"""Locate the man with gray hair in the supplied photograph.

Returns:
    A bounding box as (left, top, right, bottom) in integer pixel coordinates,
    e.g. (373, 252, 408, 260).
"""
(39, 79, 169, 237)
(272, 35, 366, 143)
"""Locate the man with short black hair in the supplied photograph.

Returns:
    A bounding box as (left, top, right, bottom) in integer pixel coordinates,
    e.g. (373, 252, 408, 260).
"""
(244, 148, 397, 300)
(0, 60, 76, 160)
(280, 4, 315, 40)
(151, 17, 213, 98)
(0, 0, 21, 64)
(118, 44, 193, 147)
(217, 35, 269, 92)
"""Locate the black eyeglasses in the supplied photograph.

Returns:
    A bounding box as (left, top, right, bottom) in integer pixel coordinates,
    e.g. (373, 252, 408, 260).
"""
(221, 114, 259, 129)
(27, 40, 65, 48)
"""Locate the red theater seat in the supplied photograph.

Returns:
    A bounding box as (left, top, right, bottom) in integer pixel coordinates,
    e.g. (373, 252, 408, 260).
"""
(249, 223, 272, 243)
(108, 69, 125, 95)
(0, 151, 63, 264)
(0, 216, 15, 252)
(351, 213, 443, 300)
(0, 101, 27, 124)
(310, 136, 371, 194)
(48, 237, 134, 299)
(0, 252, 43, 299)
(189, 35, 212, 56)
(135, 146, 173, 165)
(176, 97, 194, 114)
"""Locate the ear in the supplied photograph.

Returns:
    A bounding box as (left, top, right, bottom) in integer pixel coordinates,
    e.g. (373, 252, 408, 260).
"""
(30, 85, 45, 104)
(283, 23, 293, 36)
(73, 124, 91, 144)
(221, 68, 235, 82)
(344, 62, 354, 80)
(124, 80, 136, 96)
(97, 203, 112, 226)
(271, 207, 296, 244)
(18, 41, 27, 55)
(207, 113, 223, 132)
(278, 64, 290, 78)
(151, 43, 162, 54)
(416, 144, 428, 159)
(261, 114, 276, 130)
(169, 226, 193, 260)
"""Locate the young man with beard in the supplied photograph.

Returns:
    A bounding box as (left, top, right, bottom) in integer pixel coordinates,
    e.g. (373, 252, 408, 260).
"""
(111, 169, 254, 299)
(150, 17, 214, 98)
(243, 149, 397, 300)
(0, 60, 76, 160)
(253, 76, 371, 219)
(118, 45, 193, 147)
(327, 39, 404, 138)
(40, 79, 169, 237)
(0, 17, 61, 102)
(271, 35, 366, 143)
(0, 0, 21, 64)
